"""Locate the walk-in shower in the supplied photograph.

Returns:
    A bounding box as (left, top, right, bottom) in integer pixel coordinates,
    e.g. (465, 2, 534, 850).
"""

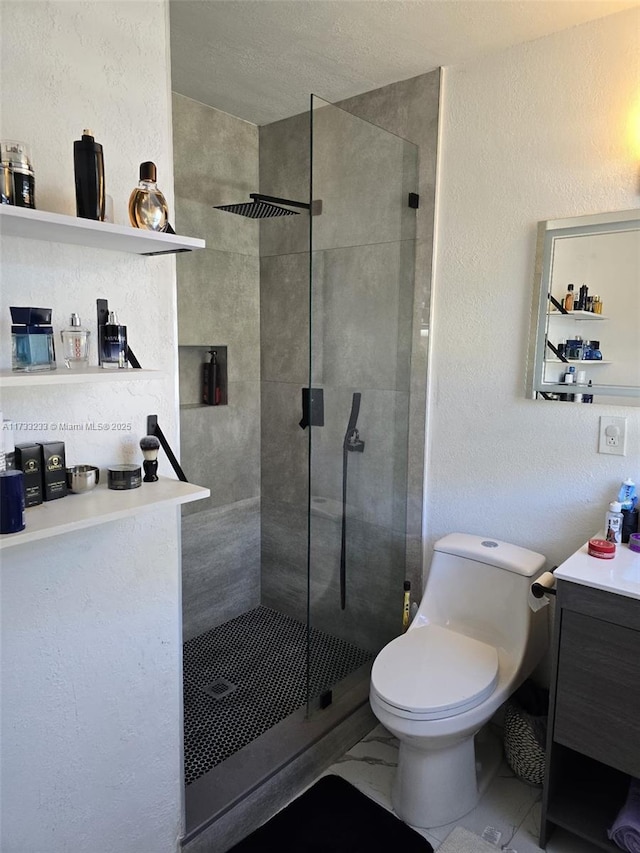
(174, 92, 419, 849)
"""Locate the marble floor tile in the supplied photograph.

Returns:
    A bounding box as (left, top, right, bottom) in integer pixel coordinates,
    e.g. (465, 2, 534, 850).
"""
(424, 760, 541, 846)
(317, 724, 599, 852)
(319, 725, 399, 810)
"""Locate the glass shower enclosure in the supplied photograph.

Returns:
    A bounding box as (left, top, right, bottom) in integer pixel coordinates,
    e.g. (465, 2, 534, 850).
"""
(306, 96, 417, 711)
(182, 94, 418, 840)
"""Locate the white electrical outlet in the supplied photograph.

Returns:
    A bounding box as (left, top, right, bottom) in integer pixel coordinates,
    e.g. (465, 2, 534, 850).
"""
(598, 416, 627, 456)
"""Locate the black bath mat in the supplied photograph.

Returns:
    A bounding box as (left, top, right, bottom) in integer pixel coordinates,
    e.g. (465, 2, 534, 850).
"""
(228, 774, 434, 853)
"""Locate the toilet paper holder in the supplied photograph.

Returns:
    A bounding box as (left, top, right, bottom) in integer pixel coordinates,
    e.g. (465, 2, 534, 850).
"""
(531, 568, 557, 599)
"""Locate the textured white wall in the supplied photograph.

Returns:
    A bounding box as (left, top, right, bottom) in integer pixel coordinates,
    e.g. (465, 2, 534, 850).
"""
(428, 8, 640, 571)
(0, 2, 184, 851)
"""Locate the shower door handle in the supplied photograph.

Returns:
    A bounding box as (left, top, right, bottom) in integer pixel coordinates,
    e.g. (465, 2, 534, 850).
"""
(299, 387, 324, 429)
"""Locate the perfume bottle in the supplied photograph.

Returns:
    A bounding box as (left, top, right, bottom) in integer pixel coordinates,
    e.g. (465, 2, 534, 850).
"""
(99, 311, 127, 369)
(563, 284, 574, 312)
(10, 306, 56, 372)
(128, 161, 168, 231)
(74, 130, 105, 220)
(60, 313, 90, 369)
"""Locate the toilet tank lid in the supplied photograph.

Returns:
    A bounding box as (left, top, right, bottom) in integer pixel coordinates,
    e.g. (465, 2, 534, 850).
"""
(433, 533, 546, 577)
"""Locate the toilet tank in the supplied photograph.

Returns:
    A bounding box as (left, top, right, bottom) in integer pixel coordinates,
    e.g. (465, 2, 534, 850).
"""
(414, 533, 546, 658)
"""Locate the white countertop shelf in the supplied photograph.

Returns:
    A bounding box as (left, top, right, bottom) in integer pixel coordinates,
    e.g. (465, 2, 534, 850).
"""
(0, 367, 163, 387)
(0, 476, 210, 551)
(0, 205, 205, 255)
(554, 534, 640, 600)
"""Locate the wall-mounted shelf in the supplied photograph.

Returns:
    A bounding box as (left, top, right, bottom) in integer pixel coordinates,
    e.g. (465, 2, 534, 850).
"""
(548, 310, 608, 321)
(544, 360, 611, 365)
(0, 367, 163, 388)
(0, 205, 205, 255)
(0, 476, 210, 551)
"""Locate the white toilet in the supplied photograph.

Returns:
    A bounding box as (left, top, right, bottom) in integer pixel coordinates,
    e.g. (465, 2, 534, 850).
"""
(369, 532, 548, 828)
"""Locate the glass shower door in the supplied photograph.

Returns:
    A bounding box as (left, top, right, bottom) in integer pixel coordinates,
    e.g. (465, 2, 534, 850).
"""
(307, 95, 418, 710)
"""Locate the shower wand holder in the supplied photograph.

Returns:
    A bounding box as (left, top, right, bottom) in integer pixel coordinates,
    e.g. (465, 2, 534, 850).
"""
(346, 429, 365, 452)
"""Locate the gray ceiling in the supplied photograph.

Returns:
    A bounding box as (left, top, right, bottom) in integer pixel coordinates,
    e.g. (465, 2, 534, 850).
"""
(170, 0, 639, 126)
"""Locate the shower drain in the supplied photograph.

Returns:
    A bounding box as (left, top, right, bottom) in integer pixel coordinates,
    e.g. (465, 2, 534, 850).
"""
(201, 678, 237, 700)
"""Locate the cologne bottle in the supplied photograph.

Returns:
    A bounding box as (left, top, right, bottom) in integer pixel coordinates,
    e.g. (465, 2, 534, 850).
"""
(74, 130, 105, 220)
(128, 161, 168, 231)
(99, 310, 127, 369)
(563, 284, 574, 312)
(10, 306, 56, 372)
(60, 313, 90, 369)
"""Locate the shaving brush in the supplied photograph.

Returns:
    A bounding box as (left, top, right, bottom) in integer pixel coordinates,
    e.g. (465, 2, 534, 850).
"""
(140, 435, 160, 482)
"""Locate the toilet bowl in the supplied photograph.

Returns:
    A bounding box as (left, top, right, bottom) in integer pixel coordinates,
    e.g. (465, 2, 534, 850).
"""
(369, 533, 548, 828)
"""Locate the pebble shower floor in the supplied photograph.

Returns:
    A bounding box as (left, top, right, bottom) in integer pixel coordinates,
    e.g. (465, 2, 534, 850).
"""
(183, 605, 373, 785)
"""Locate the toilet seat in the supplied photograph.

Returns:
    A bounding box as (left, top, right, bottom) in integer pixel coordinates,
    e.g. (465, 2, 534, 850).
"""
(371, 624, 499, 720)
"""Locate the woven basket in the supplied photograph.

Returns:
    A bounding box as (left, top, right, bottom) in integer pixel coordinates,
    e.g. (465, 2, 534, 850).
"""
(503, 700, 546, 786)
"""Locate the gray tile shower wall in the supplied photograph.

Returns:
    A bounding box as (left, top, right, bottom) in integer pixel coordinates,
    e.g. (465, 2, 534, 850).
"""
(180, 388, 260, 515)
(261, 498, 405, 651)
(173, 93, 261, 630)
(173, 93, 260, 257)
(259, 109, 310, 259)
(181, 499, 261, 642)
(176, 249, 260, 378)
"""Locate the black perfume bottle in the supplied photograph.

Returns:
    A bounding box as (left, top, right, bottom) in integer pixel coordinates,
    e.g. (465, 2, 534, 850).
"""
(74, 129, 105, 220)
(202, 349, 221, 405)
(99, 311, 127, 369)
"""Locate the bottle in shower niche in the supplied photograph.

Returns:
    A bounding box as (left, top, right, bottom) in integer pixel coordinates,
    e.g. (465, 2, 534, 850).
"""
(74, 130, 105, 220)
(202, 349, 221, 405)
(128, 161, 168, 231)
(60, 313, 90, 369)
(99, 311, 127, 369)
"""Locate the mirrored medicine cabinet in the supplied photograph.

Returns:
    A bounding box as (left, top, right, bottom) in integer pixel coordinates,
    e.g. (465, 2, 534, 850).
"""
(527, 208, 640, 406)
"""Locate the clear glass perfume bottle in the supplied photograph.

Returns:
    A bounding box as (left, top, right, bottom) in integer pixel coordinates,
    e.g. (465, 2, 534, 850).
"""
(60, 313, 90, 369)
(128, 161, 168, 231)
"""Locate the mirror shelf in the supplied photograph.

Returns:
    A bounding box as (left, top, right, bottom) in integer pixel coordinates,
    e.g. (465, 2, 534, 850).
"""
(547, 310, 609, 321)
(528, 208, 640, 405)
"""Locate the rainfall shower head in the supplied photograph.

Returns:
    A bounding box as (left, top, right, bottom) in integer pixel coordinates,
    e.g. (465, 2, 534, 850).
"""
(213, 193, 310, 219)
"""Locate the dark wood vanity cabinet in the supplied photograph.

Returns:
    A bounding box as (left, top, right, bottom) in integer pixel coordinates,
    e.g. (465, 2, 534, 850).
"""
(540, 581, 640, 851)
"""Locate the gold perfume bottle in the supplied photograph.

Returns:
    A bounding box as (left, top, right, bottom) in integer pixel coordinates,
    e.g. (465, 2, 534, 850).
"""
(128, 161, 168, 231)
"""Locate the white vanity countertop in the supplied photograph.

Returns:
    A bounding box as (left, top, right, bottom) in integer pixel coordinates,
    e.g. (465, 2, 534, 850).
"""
(554, 534, 640, 600)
